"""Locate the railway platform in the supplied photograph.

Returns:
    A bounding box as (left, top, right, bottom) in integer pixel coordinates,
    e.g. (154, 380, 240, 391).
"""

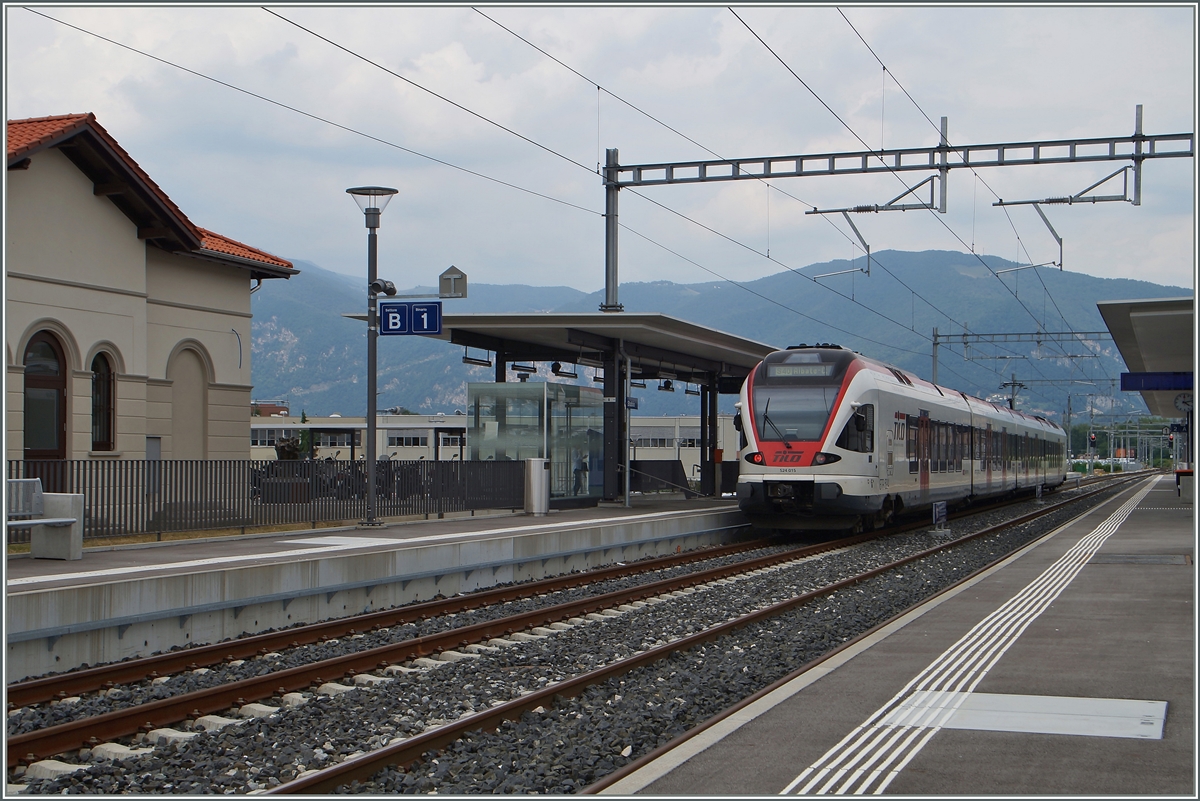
(604, 474, 1194, 795)
(5, 495, 746, 682)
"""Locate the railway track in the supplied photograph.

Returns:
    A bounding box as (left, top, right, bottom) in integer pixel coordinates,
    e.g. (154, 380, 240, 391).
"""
(7, 539, 770, 709)
(273, 473, 1146, 794)
(8, 538, 845, 764)
(7, 473, 1142, 793)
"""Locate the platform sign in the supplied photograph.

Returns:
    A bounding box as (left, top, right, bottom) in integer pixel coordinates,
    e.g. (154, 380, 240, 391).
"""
(439, 266, 467, 299)
(379, 302, 409, 335)
(625, 396, 639, 410)
(932, 501, 948, 530)
(411, 302, 441, 334)
(379, 301, 442, 336)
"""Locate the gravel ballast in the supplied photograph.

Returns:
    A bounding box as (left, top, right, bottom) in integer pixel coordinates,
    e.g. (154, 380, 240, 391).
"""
(11, 479, 1137, 795)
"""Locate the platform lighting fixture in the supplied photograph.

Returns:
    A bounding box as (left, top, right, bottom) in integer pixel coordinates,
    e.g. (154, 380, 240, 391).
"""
(462, 347, 493, 367)
(658, 379, 675, 392)
(551, 361, 578, 379)
(631, 379, 647, 389)
(347, 184, 398, 527)
(592, 370, 605, 383)
(512, 363, 537, 374)
(684, 383, 701, 396)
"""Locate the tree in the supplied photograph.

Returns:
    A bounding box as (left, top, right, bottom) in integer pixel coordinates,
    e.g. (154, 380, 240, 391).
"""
(298, 409, 313, 458)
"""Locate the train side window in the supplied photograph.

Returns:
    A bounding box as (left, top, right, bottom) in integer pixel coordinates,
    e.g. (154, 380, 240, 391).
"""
(835, 404, 874, 453)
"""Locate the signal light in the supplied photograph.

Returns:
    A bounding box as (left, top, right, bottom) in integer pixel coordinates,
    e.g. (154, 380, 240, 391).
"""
(1089, 433, 1096, 443)
(1169, 434, 1175, 444)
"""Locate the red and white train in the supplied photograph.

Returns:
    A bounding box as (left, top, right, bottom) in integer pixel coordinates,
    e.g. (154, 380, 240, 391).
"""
(734, 345, 1068, 532)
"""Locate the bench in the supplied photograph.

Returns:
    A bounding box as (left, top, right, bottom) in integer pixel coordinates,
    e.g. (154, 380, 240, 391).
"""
(6, 478, 83, 560)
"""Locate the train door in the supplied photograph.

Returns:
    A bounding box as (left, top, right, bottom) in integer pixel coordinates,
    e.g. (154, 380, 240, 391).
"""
(918, 411, 930, 499)
(984, 423, 993, 491)
(1022, 433, 1030, 486)
(884, 429, 895, 482)
(1001, 429, 1009, 489)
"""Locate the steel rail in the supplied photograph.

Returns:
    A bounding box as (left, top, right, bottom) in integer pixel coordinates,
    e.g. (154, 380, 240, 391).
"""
(9, 536, 862, 764)
(583, 471, 1149, 794)
(267, 474, 1144, 794)
(8, 473, 1130, 765)
(7, 538, 766, 708)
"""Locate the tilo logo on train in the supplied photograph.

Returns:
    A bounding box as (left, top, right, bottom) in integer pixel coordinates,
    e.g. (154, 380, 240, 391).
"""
(379, 301, 442, 335)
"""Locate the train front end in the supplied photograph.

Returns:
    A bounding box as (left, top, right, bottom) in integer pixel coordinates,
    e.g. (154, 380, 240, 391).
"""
(735, 346, 880, 531)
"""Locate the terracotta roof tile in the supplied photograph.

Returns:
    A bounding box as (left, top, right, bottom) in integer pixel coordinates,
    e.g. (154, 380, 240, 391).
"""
(198, 229, 293, 270)
(7, 113, 93, 160)
(8, 113, 293, 273)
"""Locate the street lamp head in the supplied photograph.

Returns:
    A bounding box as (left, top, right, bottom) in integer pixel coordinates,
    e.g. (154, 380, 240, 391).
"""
(347, 186, 398, 228)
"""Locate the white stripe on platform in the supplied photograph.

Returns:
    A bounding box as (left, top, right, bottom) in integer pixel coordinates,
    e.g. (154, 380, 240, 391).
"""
(781, 475, 1159, 796)
(7, 507, 727, 589)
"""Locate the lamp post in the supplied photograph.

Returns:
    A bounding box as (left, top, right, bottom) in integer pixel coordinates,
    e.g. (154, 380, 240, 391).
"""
(347, 185, 398, 526)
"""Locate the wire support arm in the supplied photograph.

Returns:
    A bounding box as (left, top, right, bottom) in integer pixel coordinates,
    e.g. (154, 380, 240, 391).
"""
(806, 175, 941, 215)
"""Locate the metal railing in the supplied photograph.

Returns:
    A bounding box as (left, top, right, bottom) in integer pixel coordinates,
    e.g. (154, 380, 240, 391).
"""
(6, 459, 525, 544)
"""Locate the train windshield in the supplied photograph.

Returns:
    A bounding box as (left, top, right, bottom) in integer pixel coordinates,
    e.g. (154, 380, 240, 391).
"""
(751, 349, 854, 443)
(753, 386, 840, 442)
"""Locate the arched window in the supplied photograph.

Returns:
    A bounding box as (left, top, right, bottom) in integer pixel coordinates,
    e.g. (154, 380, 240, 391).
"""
(91, 353, 115, 451)
(24, 331, 67, 459)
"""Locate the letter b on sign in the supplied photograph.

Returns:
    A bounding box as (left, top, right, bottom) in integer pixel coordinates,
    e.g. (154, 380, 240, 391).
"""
(378, 302, 409, 334)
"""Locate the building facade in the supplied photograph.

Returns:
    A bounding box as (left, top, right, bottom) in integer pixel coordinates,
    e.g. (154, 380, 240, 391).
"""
(6, 113, 294, 461)
(250, 412, 735, 478)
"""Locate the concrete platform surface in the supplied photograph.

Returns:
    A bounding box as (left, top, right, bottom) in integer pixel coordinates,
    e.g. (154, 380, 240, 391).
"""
(6, 496, 737, 590)
(605, 475, 1194, 796)
(6, 496, 745, 681)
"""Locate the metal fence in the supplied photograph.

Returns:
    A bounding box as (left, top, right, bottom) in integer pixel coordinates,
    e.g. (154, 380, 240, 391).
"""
(6, 459, 526, 543)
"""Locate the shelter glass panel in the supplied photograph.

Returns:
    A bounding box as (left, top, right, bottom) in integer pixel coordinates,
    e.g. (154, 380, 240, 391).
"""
(468, 382, 603, 500)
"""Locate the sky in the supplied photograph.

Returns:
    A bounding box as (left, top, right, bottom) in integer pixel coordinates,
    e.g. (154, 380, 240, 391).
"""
(5, 4, 1197, 297)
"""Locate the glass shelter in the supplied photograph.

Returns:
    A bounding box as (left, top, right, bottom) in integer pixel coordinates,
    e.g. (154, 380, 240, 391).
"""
(467, 382, 604, 502)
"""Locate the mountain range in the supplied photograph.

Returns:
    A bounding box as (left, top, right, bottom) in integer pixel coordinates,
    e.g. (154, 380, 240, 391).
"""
(249, 250, 1188, 421)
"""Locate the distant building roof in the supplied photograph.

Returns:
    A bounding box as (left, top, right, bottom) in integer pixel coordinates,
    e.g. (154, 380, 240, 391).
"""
(7, 113, 294, 278)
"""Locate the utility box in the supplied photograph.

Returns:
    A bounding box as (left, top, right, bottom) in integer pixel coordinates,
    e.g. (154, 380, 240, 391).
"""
(525, 458, 550, 516)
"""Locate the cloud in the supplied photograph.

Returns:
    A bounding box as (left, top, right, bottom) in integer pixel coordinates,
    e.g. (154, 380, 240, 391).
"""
(5, 5, 1194, 294)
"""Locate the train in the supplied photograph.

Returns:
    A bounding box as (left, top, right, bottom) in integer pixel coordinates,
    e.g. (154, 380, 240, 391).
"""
(734, 344, 1068, 532)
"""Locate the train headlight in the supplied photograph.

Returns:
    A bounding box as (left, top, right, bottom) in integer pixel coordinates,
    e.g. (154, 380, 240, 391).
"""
(812, 452, 842, 465)
(745, 452, 765, 465)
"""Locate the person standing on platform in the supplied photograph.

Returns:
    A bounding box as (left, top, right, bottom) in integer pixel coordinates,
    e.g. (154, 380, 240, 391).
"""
(572, 450, 585, 496)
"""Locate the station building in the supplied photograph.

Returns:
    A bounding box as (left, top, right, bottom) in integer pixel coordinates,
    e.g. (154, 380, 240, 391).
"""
(6, 113, 295, 462)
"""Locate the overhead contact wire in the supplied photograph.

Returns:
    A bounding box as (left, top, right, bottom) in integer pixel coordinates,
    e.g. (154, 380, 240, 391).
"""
(23, 9, 600, 218)
(733, 8, 1067, 398)
(733, 8, 1067, 347)
(837, 7, 1095, 372)
(475, 7, 1047, 396)
(264, 7, 596, 175)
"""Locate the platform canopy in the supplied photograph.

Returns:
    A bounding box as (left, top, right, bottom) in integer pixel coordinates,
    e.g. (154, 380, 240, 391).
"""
(426, 312, 778, 391)
(1097, 297, 1194, 417)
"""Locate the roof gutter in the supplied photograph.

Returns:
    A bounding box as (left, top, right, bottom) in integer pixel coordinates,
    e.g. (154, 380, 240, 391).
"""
(181, 248, 297, 279)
